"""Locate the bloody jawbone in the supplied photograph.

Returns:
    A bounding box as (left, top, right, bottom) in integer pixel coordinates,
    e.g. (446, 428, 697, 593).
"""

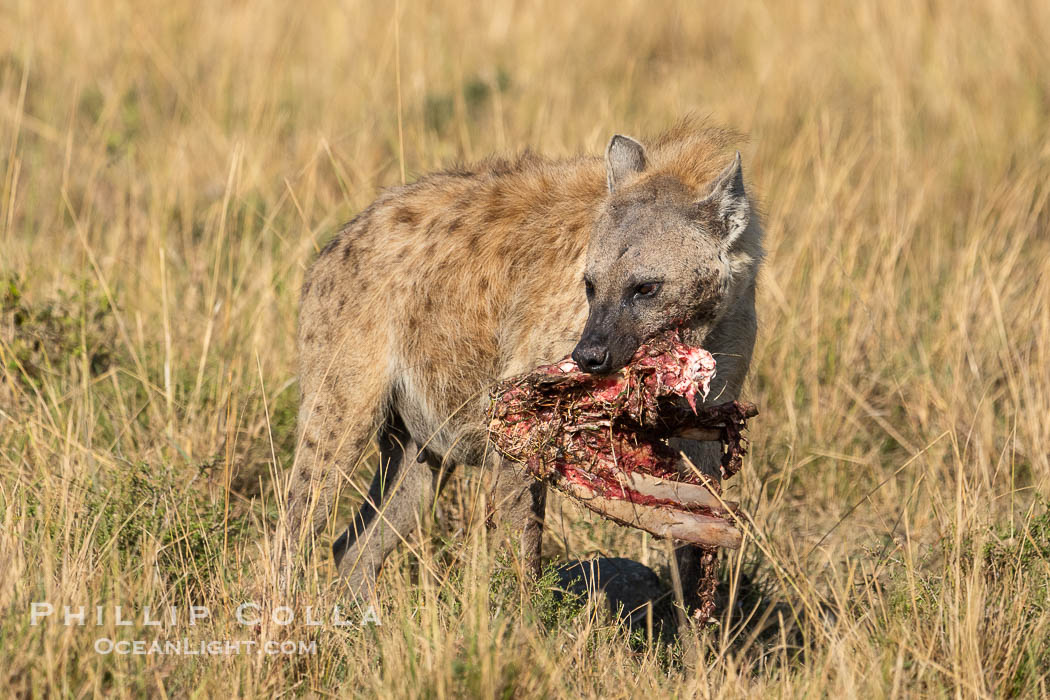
(487, 330, 757, 548)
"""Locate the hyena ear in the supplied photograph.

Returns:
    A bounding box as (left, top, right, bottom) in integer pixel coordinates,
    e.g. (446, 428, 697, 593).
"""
(698, 152, 750, 246)
(605, 134, 647, 192)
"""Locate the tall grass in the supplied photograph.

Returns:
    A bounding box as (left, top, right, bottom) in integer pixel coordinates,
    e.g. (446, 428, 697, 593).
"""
(2, 0, 1049, 696)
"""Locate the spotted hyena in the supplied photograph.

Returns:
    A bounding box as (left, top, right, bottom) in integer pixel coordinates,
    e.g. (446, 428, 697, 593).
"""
(275, 119, 764, 602)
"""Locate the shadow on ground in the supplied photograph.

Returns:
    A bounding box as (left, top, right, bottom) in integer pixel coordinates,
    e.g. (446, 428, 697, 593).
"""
(553, 555, 799, 652)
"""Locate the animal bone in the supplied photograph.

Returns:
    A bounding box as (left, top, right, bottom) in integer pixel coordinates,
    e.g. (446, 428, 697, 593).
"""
(488, 330, 756, 547)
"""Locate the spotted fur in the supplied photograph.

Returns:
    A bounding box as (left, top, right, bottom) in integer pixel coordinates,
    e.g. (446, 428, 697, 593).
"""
(276, 118, 765, 596)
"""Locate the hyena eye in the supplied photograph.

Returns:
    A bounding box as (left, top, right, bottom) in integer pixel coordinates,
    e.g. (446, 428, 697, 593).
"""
(633, 281, 661, 299)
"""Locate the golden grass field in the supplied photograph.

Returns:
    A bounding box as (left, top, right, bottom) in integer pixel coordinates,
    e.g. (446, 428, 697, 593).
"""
(2, 0, 1050, 696)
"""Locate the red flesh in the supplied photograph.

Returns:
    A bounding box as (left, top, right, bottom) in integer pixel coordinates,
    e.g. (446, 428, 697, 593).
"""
(488, 330, 756, 514)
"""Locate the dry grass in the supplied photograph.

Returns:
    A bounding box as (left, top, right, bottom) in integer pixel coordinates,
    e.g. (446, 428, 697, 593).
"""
(2, 0, 1050, 696)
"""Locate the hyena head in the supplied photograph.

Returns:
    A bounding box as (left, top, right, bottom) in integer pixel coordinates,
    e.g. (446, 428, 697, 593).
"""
(572, 134, 755, 374)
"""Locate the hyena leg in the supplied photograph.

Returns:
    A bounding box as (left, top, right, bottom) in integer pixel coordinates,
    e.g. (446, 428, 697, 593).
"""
(274, 373, 386, 589)
(333, 411, 437, 594)
(673, 295, 756, 615)
(669, 437, 724, 613)
(487, 460, 547, 577)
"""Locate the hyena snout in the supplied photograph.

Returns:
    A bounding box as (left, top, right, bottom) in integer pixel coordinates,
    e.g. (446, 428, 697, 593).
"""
(572, 316, 638, 374)
(571, 340, 611, 374)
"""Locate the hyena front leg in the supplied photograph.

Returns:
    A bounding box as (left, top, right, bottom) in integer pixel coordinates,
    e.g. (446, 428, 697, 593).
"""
(669, 437, 725, 613)
(487, 459, 547, 577)
(672, 295, 757, 617)
(333, 411, 438, 595)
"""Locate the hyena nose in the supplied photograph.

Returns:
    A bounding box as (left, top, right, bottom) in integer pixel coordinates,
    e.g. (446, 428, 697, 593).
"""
(572, 345, 611, 374)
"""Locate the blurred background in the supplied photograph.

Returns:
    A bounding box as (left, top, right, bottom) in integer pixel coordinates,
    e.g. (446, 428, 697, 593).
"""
(1, 0, 1048, 696)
